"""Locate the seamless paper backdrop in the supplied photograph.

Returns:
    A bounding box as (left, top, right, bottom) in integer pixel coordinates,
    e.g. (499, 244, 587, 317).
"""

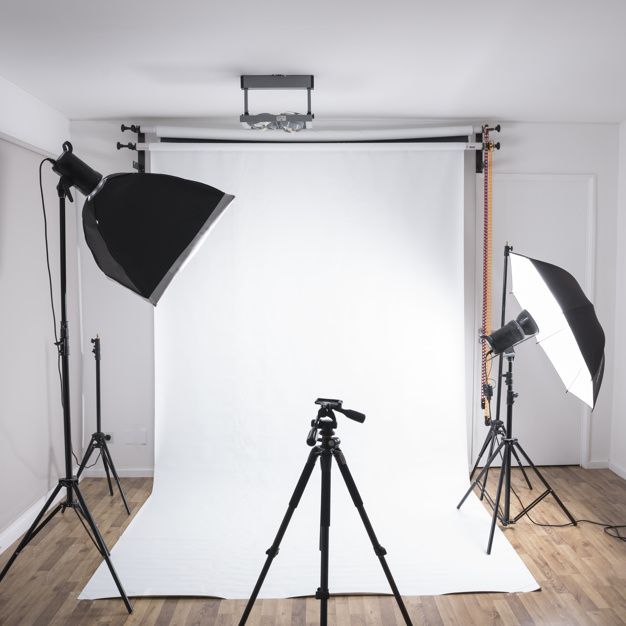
(81, 145, 537, 599)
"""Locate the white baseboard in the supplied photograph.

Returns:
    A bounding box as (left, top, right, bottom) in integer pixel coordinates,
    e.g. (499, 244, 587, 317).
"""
(609, 461, 626, 480)
(583, 459, 609, 469)
(81, 467, 154, 478)
(0, 484, 66, 556)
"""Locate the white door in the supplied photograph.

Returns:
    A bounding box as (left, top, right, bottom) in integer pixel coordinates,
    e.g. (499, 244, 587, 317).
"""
(472, 173, 596, 466)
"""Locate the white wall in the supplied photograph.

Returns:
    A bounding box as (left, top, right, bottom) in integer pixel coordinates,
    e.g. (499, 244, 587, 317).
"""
(0, 138, 82, 545)
(487, 123, 618, 468)
(70, 120, 623, 476)
(610, 123, 626, 479)
(0, 74, 68, 155)
(70, 122, 155, 476)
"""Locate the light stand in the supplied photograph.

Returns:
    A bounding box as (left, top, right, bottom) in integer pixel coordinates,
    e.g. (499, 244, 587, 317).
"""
(76, 336, 130, 515)
(471, 245, 532, 499)
(458, 244, 577, 554)
(239, 399, 413, 626)
(0, 178, 132, 613)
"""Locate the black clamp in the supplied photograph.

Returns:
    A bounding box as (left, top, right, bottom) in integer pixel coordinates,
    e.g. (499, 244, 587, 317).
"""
(116, 142, 136, 151)
(118, 123, 146, 173)
(476, 123, 501, 173)
(121, 124, 141, 134)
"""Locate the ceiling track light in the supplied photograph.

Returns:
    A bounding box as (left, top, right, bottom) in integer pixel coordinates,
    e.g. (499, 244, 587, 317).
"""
(240, 74, 314, 132)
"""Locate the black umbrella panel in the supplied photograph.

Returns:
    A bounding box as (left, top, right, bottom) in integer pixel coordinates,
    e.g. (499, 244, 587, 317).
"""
(509, 252, 605, 409)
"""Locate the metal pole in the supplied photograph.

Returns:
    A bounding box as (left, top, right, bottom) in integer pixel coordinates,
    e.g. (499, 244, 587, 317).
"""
(94, 337, 101, 433)
(58, 184, 74, 499)
(493, 245, 512, 424)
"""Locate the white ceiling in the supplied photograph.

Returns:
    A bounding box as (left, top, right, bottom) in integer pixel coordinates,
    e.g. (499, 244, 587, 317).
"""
(1, 0, 625, 123)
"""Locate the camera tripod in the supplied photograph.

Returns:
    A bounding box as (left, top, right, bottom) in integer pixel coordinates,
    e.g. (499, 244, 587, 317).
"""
(76, 336, 130, 515)
(239, 399, 413, 626)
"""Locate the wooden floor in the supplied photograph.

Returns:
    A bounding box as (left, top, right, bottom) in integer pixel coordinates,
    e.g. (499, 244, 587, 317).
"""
(1, 467, 625, 625)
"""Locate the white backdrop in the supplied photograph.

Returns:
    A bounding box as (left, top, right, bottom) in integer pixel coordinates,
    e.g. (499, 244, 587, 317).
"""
(81, 144, 536, 599)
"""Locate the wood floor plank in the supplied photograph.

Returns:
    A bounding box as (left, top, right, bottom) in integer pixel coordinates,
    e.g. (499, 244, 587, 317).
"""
(1, 469, 625, 625)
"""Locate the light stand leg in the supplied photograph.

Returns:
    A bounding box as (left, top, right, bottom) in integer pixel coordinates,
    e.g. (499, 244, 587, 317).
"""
(487, 444, 508, 555)
(479, 425, 498, 501)
(511, 446, 533, 489)
(457, 439, 506, 510)
(239, 448, 319, 626)
(0, 483, 63, 582)
(510, 442, 577, 526)
(72, 484, 132, 613)
(76, 439, 96, 480)
(333, 449, 414, 626)
(101, 443, 130, 515)
(470, 422, 496, 480)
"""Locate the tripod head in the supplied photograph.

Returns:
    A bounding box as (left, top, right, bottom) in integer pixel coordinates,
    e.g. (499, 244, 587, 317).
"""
(307, 398, 366, 446)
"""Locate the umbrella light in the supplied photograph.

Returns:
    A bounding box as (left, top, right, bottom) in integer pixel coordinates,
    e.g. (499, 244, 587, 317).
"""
(509, 252, 605, 409)
(458, 245, 604, 554)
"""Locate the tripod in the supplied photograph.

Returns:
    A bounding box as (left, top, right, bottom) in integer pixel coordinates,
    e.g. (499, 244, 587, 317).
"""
(0, 179, 132, 613)
(458, 350, 577, 554)
(76, 336, 130, 515)
(239, 399, 413, 626)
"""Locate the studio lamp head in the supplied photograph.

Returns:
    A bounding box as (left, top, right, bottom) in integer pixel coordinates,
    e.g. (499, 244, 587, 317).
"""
(51, 142, 235, 305)
(483, 309, 539, 355)
(52, 141, 103, 196)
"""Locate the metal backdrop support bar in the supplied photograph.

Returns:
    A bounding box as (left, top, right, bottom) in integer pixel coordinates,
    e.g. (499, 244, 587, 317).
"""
(141, 124, 479, 143)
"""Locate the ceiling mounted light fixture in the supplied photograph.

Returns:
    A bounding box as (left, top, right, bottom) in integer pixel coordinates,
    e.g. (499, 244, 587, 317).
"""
(240, 74, 314, 132)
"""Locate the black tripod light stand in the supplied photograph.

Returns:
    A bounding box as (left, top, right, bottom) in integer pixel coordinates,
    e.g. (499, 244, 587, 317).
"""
(239, 399, 413, 626)
(76, 336, 130, 515)
(458, 245, 576, 555)
(458, 350, 577, 554)
(471, 245, 533, 501)
(0, 174, 132, 613)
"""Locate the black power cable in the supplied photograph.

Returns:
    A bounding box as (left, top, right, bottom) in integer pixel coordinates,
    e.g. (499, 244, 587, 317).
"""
(482, 431, 625, 543)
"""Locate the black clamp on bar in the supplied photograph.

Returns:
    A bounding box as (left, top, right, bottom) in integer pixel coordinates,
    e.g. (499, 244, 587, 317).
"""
(476, 123, 501, 173)
(121, 124, 141, 134)
(118, 123, 146, 173)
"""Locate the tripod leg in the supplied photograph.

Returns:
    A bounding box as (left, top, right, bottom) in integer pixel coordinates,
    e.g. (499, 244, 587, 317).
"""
(75, 439, 96, 481)
(470, 425, 495, 481)
(72, 483, 132, 613)
(512, 443, 577, 526)
(511, 446, 533, 490)
(333, 449, 414, 626)
(318, 450, 331, 626)
(101, 445, 114, 496)
(239, 448, 319, 626)
(101, 443, 131, 515)
(0, 482, 64, 582)
(479, 427, 498, 501)
(487, 447, 508, 555)
(457, 439, 506, 510)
